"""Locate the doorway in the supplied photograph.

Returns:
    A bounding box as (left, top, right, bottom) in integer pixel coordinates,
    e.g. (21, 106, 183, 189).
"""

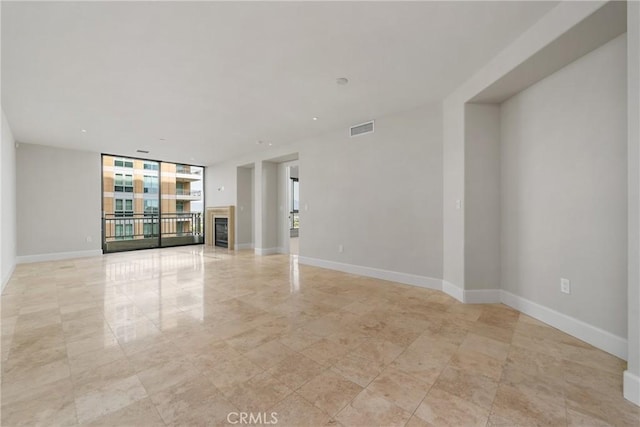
(289, 166, 299, 255)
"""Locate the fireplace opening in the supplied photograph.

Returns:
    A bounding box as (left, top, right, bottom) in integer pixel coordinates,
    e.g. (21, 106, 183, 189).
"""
(214, 217, 228, 248)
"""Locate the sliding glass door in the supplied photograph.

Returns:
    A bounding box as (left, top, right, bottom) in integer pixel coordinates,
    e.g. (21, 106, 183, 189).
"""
(101, 155, 204, 253)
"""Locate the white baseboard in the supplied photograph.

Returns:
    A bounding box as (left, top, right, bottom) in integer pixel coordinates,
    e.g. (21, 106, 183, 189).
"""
(235, 243, 254, 250)
(1, 262, 16, 294)
(298, 256, 441, 290)
(500, 290, 628, 360)
(276, 247, 288, 254)
(624, 370, 640, 406)
(464, 288, 501, 304)
(16, 249, 102, 264)
(254, 247, 279, 256)
(442, 280, 464, 302)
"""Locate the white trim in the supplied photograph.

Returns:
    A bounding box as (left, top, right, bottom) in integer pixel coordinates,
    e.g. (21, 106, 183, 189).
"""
(464, 289, 501, 304)
(442, 280, 464, 302)
(16, 249, 102, 264)
(1, 262, 16, 294)
(254, 247, 278, 256)
(235, 243, 254, 250)
(276, 247, 287, 255)
(623, 370, 640, 405)
(500, 290, 628, 360)
(298, 256, 441, 290)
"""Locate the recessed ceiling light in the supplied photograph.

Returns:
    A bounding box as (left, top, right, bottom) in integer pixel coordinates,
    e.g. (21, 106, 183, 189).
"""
(312, 117, 318, 121)
(81, 129, 87, 133)
(336, 77, 349, 85)
(268, 143, 273, 146)
(257, 140, 264, 145)
(159, 138, 166, 141)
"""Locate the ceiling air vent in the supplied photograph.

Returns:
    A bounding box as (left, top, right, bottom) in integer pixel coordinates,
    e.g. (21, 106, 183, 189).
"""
(350, 120, 374, 137)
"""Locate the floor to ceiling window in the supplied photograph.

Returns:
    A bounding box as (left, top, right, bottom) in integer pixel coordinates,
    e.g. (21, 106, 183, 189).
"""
(101, 155, 204, 253)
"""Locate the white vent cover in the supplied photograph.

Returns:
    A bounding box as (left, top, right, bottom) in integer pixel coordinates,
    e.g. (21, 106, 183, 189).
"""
(350, 120, 374, 137)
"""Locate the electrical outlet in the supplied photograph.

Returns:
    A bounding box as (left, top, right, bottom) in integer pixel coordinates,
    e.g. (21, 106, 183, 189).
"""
(338, 244, 344, 253)
(560, 278, 571, 294)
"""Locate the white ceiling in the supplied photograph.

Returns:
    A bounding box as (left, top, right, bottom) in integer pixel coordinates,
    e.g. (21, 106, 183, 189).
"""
(1, 1, 558, 166)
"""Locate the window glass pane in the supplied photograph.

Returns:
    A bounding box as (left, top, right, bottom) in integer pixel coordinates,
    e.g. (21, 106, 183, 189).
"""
(115, 160, 123, 167)
(124, 161, 133, 168)
(115, 199, 123, 211)
(125, 200, 133, 211)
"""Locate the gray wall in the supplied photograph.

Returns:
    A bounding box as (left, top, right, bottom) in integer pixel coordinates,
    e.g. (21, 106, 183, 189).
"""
(1, 110, 17, 290)
(16, 143, 101, 257)
(500, 34, 628, 337)
(465, 103, 501, 290)
(301, 104, 443, 278)
(236, 166, 253, 247)
(627, 1, 640, 391)
(261, 161, 278, 251)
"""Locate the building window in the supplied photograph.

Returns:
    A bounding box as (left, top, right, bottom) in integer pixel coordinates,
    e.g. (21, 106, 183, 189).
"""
(143, 176, 158, 194)
(115, 173, 133, 192)
(143, 162, 158, 171)
(176, 201, 185, 213)
(143, 223, 158, 238)
(115, 223, 134, 240)
(144, 199, 159, 214)
(115, 199, 134, 217)
(114, 159, 133, 168)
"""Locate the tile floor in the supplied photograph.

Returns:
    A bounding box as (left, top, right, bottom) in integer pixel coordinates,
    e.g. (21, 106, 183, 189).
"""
(1, 246, 638, 426)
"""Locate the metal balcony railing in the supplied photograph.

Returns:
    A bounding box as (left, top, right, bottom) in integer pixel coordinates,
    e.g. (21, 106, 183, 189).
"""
(102, 212, 203, 250)
(175, 189, 202, 197)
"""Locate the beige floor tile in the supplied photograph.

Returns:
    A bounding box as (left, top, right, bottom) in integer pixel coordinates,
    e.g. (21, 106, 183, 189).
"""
(348, 337, 405, 366)
(244, 339, 298, 369)
(330, 352, 386, 388)
(150, 376, 237, 426)
(83, 398, 164, 427)
(74, 375, 149, 424)
(490, 383, 567, 426)
(366, 366, 431, 413)
(1, 377, 77, 427)
(224, 371, 293, 412)
(267, 353, 325, 389)
(270, 393, 332, 427)
(431, 366, 498, 410)
(1, 248, 635, 427)
(415, 388, 489, 427)
(297, 370, 363, 416)
(448, 349, 504, 381)
(207, 355, 264, 393)
(335, 388, 412, 427)
(136, 357, 201, 395)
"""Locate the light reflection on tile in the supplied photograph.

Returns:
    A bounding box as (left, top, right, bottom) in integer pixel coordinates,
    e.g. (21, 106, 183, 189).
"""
(1, 246, 636, 426)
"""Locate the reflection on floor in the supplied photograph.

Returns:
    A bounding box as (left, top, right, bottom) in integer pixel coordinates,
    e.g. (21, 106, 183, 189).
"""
(289, 237, 299, 256)
(1, 246, 638, 426)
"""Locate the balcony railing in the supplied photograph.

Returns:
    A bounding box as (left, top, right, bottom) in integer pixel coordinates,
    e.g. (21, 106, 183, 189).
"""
(175, 189, 202, 197)
(103, 212, 203, 252)
(176, 166, 202, 175)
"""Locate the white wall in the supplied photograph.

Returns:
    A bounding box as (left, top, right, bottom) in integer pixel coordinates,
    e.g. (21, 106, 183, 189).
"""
(16, 143, 101, 260)
(1, 110, 17, 291)
(205, 104, 443, 283)
(236, 166, 254, 248)
(500, 34, 627, 338)
(625, 0, 640, 406)
(260, 161, 278, 252)
(300, 105, 443, 279)
(464, 104, 501, 291)
(205, 162, 237, 207)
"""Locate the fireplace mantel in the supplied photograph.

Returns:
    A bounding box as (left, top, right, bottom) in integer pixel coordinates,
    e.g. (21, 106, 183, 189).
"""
(205, 206, 235, 249)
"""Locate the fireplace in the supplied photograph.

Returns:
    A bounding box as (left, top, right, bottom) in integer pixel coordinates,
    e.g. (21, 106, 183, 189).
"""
(205, 206, 235, 249)
(214, 217, 229, 248)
